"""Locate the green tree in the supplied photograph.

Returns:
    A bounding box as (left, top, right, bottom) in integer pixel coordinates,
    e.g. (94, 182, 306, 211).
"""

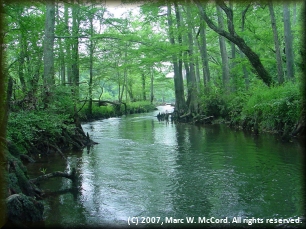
(196, 0, 272, 87)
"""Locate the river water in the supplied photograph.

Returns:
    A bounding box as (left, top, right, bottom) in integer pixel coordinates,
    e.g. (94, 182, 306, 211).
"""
(27, 105, 304, 228)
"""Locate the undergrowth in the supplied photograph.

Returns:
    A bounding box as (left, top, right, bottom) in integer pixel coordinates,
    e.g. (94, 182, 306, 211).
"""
(199, 81, 302, 135)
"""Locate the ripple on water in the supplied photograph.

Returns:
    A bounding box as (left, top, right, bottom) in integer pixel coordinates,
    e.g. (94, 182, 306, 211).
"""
(37, 113, 304, 227)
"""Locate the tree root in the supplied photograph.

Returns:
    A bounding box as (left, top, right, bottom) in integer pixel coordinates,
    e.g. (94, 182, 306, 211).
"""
(30, 168, 77, 185)
(62, 129, 82, 149)
(47, 143, 67, 160)
(20, 154, 35, 163)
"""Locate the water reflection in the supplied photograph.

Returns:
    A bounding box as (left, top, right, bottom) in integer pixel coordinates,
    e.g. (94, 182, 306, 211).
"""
(29, 106, 304, 228)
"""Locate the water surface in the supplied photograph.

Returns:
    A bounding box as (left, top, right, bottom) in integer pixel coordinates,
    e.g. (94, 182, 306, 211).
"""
(27, 105, 304, 228)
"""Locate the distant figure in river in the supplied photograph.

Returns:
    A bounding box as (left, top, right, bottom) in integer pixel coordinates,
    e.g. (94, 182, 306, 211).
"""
(156, 112, 162, 122)
(165, 113, 169, 123)
(157, 110, 172, 123)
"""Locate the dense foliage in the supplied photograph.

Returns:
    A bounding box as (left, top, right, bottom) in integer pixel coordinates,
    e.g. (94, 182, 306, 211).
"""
(1, 1, 305, 227)
(1, 1, 304, 153)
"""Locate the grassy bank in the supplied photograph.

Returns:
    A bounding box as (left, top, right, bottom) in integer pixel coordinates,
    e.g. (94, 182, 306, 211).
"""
(199, 81, 302, 140)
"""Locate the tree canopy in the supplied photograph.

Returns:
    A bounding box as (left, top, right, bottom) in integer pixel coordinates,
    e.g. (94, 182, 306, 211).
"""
(2, 0, 304, 121)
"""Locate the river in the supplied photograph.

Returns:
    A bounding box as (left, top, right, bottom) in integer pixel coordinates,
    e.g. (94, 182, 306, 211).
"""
(27, 105, 304, 228)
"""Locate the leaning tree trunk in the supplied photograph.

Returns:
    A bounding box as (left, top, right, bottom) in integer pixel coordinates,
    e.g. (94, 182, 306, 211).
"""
(196, 1, 272, 87)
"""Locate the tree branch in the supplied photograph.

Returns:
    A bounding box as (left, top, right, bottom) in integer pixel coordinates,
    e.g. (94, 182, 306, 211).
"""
(195, 0, 272, 86)
(216, 0, 235, 35)
(242, 3, 252, 30)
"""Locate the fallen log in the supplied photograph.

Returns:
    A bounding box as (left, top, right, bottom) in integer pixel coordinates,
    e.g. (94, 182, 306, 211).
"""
(194, 115, 214, 124)
(30, 168, 77, 185)
(179, 112, 191, 119)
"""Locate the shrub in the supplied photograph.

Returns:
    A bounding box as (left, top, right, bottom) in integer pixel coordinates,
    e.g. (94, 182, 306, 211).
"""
(126, 101, 156, 114)
(199, 89, 229, 118)
(241, 81, 301, 132)
(7, 110, 73, 149)
(227, 91, 250, 124)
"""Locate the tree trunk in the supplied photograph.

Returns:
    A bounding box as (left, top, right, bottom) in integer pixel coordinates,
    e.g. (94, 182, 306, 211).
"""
(185, 5, 198, 113)
(197, 13, 211, 88)
(64, 4, 72, 85)
(174, 2, 183, 85)
(217, 5, 230, 92)
(283, 3, 295, 80)
(183, 51, 191, 106)
(142, 73, 146, 101)
(59, 39, 65, 86)
(88, 15, 94, 116)
(269, 2, 284, 84)
(240, 4, 250, 90)
(18, 32, 27, 93)
(71, 3, 80, 98)
(194, 48, 201, 90)
(196, 1, 272, 86)
(228, 2, 237, 92)
(229, 2, 236, 67)
(43, 1, 55, 107)
(166, 3, 186, 112)
(292, 2, 297, 26)
(174, 2, 186, 111)
(150, 67, 154, 104)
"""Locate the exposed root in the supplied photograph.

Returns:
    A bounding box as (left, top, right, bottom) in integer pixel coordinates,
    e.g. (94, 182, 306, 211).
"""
(30, 168, 77, 185)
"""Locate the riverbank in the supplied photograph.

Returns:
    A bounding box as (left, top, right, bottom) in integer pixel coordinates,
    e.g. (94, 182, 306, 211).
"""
(78, 101, 157, 122)
(177, 81, 305, 141)
(2, 92, 304, 226)
(3, 111, 90, 227)
(2, 100, 157, 227)
(28, 108, 305, 228)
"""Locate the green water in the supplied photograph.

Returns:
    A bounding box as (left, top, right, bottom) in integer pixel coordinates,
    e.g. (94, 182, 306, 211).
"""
(27, 105, 304, 228)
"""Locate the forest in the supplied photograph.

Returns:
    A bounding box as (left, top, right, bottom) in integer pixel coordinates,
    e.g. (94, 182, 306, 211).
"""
(0, 0, 305, 227)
